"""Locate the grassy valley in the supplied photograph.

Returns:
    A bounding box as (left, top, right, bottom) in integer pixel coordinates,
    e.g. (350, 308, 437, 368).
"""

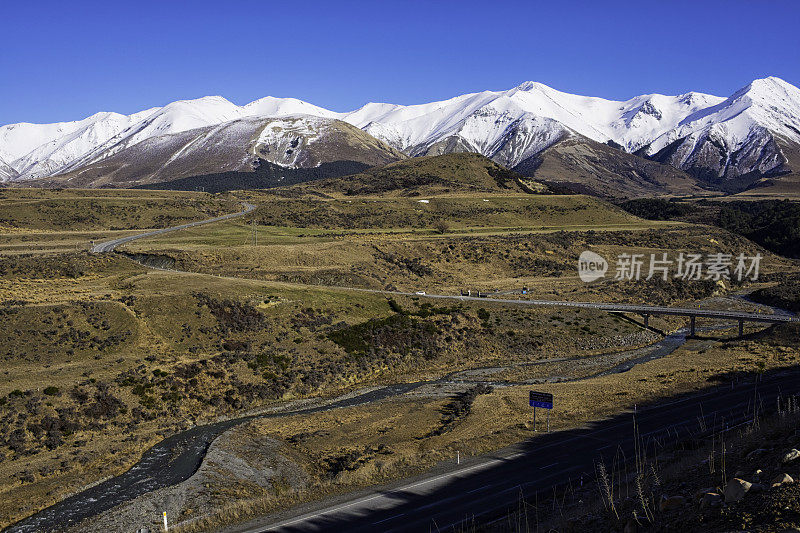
(0, 155, 798, 531)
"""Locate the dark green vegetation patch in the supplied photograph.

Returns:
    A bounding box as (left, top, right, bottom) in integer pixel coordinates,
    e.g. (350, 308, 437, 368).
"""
(135, 159, 370, 193)
(619, 198, 800, 258)
(750, 273, 800, 313)
(328, 314, 440, 360)
(619, 198, 692, 220)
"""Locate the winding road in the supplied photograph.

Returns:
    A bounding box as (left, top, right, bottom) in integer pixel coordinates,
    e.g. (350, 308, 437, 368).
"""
(90, 202, 255, 253)
(8, 204, 798, 532)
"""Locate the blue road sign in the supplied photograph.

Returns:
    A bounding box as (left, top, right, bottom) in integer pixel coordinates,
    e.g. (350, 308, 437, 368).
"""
(529, 391, 553, 409)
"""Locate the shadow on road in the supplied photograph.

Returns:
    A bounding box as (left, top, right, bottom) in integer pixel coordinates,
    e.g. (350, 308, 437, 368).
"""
(248, 366, 799, 533)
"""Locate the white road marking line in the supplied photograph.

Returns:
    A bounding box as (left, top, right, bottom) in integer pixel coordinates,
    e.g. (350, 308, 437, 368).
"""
(262, 458, 505, 530)
(372, 512, 406, 525)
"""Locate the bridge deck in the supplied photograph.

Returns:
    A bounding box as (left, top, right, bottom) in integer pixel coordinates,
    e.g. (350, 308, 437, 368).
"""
(411, 293, 799, 325)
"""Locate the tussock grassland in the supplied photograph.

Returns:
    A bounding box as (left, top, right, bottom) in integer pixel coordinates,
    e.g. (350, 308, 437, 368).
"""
(273, 152, 546, 197)
(129, 324, 800, 533)
(0, 187, 797, 530)
(0, 188, 234, 232)
(0, 262, 660, 527)
(122, 192, 787, 300)
(244, 192, 641, 230)
(0, 188, 238, 255)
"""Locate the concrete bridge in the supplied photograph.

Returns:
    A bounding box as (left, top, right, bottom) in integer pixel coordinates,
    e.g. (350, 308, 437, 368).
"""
(403, 291, 799, 337)
(574, 300, 796, 337)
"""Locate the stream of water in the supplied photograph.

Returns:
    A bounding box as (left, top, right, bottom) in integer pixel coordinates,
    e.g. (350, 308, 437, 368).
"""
(7, 296, 792, 532)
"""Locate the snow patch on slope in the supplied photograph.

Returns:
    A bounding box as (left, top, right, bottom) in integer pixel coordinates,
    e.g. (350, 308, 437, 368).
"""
(252, 115, 333, 167)
(0, 157, 18, 181)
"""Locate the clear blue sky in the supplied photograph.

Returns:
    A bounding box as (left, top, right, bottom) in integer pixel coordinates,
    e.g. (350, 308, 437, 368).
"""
(2, 0, 798, 124)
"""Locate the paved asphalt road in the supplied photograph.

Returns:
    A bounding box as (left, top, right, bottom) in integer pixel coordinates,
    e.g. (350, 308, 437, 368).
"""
(90, 202, 255, 253)
(227, 368, 800, 533)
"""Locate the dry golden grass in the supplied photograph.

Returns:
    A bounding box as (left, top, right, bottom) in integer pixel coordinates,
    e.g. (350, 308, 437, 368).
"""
(0, 261, 657, 528)
(119, 209, 790, 300)
(0, 187, 233, 232)
(157, 323, 800, 533)
(1, 187, 797, 530)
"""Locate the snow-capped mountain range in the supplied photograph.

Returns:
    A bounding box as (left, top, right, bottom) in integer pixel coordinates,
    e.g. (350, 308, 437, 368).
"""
(2, 76, 799, 191)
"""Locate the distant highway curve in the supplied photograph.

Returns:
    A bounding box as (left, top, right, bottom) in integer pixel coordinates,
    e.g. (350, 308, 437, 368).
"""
(91, 202, 255, 253)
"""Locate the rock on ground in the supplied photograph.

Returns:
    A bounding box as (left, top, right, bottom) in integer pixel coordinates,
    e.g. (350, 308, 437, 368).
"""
(724, 478, 752, 503)
(699, 492, 722, 510)
(783, 449, 800, 464)
(773, 473, 795, 487)
(659, 495, 686, 512)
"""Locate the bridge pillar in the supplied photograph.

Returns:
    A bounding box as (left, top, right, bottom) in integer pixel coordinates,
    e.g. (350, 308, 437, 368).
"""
(690, 315, 696, 337)
(643, 314, 649, 328)
(739, 319, 744, 337)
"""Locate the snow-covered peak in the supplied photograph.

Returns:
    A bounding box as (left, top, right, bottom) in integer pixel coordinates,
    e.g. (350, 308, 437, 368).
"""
(647, 76, 800, 156)
(732, 77, 800, 138)
(736, 76, 798, 100)
(0, 111, 126, 164)
(344, 102, 405, 129)
(12, 112, 144, 180)
(341, 90, 503, 150)
(243, 96, 338, 119)
(149, 96, 244, 132)
(512, 81, 550, 92)
(2, 77, 798, 183)
(338, 81, 729, 157)
(609, 92, 725, 152)
(502, 83, 616, 142)
(55, 96, 250, 171)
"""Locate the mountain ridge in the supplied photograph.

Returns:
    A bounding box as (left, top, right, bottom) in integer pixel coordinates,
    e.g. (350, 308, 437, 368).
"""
(43, 115, 404, 188)
(2, 77, 799, 195)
